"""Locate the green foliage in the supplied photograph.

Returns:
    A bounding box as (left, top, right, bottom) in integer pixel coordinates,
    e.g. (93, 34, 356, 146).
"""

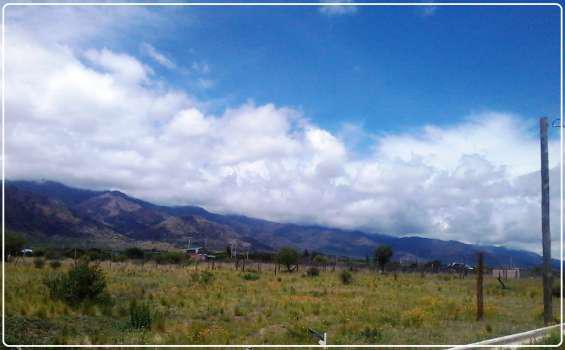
(340, 270, 353, 285)
(359, 327, 383, 343)
(242, 273, 260, 281)
(49, 260, 62, 269)
(191, 271, 215, 285)
(374, 245, 394, 272)
(33, 258, 45, 269)
(129, 300, 152, 330)
(44, 260, 107, 305)
(552, 283, 562, 298)
(277, 247, 299, 272)
(312, 255, 329, 266)
(153, 252, 188, 265)
(306, 266, 320, 277)
(5, 232, 26, 258)
(124, 247, 145, 260)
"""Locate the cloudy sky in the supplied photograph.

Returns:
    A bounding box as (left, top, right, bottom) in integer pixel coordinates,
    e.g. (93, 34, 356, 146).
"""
(3, 4, 562, 255)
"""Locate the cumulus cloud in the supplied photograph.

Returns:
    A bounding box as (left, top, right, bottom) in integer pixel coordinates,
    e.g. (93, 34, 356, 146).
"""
(319, 0, 358, 16)
(4, 5, 562, 257)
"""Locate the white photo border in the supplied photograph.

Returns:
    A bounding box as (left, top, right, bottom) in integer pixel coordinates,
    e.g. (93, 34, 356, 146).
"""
(1, 2, 563, 348)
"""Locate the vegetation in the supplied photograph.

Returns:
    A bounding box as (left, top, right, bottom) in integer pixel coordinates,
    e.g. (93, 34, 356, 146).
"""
(306, 266, 320, 277)
(242, 273, 260, 281)
(374, 245, 393, 273)
(277, 247, 299, 272)
(44, 260, 107, 305)
(129, 300, 152, 330)
(49, 260, 62, 269)
(5, 258, 560, 345)
(340, 270, 353, 284)
(33, 258, 45, 269)
(5, 232, 26, 258)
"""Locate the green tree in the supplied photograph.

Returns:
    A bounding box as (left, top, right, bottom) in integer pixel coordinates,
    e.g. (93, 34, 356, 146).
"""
(277, 247, 299, 272)
(374, 245, 393, 273)
(124, 247, 145, 260)
(313, 255, 329, 270)
(5, 232, 26, 258)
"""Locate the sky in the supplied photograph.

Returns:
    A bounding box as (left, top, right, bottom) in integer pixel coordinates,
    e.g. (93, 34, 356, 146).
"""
(3, 3, 563, 255)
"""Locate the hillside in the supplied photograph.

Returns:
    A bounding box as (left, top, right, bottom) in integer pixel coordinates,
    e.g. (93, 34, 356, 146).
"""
(4, 180, 550, 267)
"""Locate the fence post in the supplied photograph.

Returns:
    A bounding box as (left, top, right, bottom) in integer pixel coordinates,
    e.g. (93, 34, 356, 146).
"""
(476, 252, 484, 321)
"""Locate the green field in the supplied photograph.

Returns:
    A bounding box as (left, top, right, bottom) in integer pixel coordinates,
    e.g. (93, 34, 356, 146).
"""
(4, 259, 561, 346)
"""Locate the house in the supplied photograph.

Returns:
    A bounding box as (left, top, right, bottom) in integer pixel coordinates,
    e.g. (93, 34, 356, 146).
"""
(492, 268, 520, 280)
(185, 246, 203, 255)
(21, 248, 33, 256)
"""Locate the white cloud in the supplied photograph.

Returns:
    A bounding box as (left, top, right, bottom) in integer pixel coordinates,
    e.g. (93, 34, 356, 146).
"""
(4, 6, 563, 257)
(319, 0, 357, 16)
(140, 42, 176, 69)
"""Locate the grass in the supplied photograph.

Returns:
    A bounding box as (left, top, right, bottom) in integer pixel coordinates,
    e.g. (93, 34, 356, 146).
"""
(5, 258, 561, 345)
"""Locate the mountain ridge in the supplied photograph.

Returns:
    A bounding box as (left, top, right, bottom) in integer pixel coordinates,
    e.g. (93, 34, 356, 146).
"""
(4, 180, 553, 268)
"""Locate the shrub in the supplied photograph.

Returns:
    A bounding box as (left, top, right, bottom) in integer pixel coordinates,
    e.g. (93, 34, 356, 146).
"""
(32, 249, 46, 257)
(44, 250, 61, 260)
(191, 271, 215, 285)
(33, 258, 45, 269)
(5, 232, 26, 258)
(359, 327, 383, 342)
(306, 267, 320, 277)
(129, 300, 152, 330)
(49, 260, 62, 269)
(242, 273, 260, 281)
(552, 283, 562, 298)
(153, 252, 187, 265)
(340, 270, 353, 285)
(44, 260, 107, 305)
(124, 247, 145, 260)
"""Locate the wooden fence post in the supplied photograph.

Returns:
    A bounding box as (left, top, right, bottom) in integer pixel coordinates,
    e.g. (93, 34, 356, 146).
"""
(476, 252, 484, 321)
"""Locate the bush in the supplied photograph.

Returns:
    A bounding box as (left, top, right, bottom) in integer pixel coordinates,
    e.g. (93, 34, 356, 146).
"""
(307, 267, 320, 277)
(153, 252, 187, 265)
(44, 260, 107, 305)
(191, 271, 215, 285)
(49, 260, 62, 269)
(242, 273, 260, 281)
(124, 247, 145, 260)
(5, 232, 26, 258)
(552, 283, 562, 298)
(33, 258, 45, 269)
(129, 300, 152, 330)
(340, 270, 353, 285)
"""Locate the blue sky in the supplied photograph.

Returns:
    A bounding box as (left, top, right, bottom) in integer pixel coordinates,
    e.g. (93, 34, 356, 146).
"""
(103, 5, 562, 135)
(4, 4, 563, 254)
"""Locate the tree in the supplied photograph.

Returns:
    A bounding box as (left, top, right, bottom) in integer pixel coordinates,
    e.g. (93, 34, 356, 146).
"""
(277, 247, 299, 272)
(124, 247, 145, 260)
(5, 232, 26, 258)
(313, 255, 329, 271)
(374, 245, 393, 273)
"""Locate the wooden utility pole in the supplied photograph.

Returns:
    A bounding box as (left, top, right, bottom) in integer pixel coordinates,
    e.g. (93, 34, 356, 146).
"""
(476, 252, 484, 321)
(540, 117, 553, 325)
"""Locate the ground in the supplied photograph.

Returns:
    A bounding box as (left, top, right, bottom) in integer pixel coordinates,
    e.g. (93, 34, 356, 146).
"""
(4, 259, 562, 346)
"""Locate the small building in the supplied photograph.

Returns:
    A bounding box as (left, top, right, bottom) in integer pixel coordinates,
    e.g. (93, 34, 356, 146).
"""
(21, 248, 33, 256)
(185, 247, 203, 255)
(492, 268, 520, 280)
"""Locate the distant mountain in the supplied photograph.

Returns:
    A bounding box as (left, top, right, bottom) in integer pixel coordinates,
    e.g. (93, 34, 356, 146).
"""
(3, 180, 554, 268)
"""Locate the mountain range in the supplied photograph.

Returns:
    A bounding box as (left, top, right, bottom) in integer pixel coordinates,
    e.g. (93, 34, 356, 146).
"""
(3, 180, 551, 268)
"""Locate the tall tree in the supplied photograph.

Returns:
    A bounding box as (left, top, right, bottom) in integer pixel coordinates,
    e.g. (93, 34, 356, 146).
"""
(374, 245, 393, 273)
(277, 247, 299, 272)
(5, 232, 26, 258)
